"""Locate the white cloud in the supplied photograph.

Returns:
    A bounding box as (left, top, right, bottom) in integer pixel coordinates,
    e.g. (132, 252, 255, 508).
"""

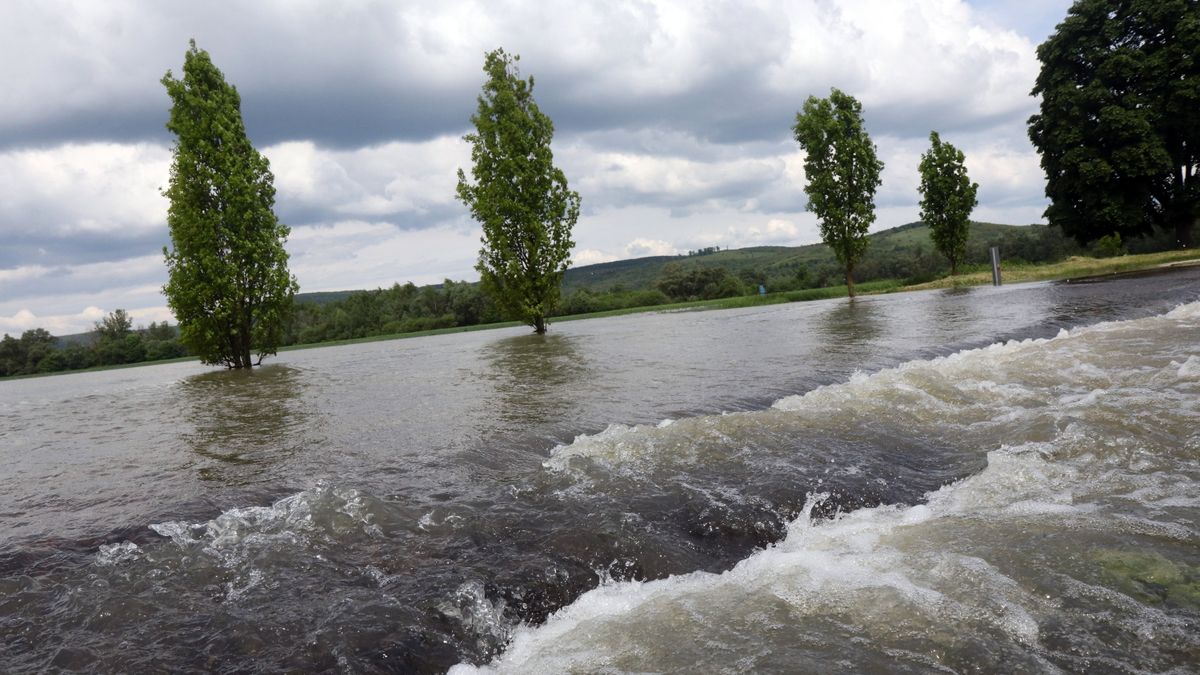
(287, 220, 480, 291)
(573, 249, 618, 266)
(569, 206, 823, 264)
(0, 303, 171, 337)
(0, 142, 169, 236)
(727, 218, 801, 246)
(0, 255, 171, 335)
(569, 146, 785, 214)
(0, 265, 50, 285)
(625, 238, 677, 258)
(755, 1, 1041, 137)
(264, 136, 470, 223)
(963, 138, 1047, 207)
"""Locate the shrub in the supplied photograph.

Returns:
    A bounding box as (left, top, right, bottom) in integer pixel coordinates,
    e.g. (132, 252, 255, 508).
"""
(1093, 232, 1126, 258)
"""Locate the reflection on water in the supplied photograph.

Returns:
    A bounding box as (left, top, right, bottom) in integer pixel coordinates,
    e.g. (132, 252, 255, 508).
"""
(923, 287, 981, 343)
(481, 333, 590, 432)
(817, 298, 884, 348)
(177, 365, 315, 483)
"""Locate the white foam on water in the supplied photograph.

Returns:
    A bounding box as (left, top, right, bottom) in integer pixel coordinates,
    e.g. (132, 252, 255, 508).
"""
(94, 541, 140, 566)
(440, 580, 515, 659)
(148, 481, 385, 565)
(456, 445, 1171, 673)
(417, 508, 465, 532)
(1177, 354, 1200, 378)
(454, 302, 1200, 673)
(544, 301, 1200, 476)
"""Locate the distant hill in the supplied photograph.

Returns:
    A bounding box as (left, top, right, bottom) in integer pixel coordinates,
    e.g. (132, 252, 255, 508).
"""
(560, 220, 1044, 293)
(293, 221, 1049, 303)
(295, 290, 359, 305)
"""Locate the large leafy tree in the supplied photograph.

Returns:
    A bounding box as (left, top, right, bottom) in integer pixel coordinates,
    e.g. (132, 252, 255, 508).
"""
(457, 48, 579, 334)
(161, 41, 297, 369)
(918, 131, 979, 275)
(792, 88, 884, 297)
(1029, 0, 1199, 248)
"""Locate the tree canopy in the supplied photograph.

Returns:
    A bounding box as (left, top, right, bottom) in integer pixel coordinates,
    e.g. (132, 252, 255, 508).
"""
(655, 263, 744, 302)
(95, 308, 133, 341)
(792, 88, 884, 297)
(1029, 0, 1199, 248)
(161, 40, 297, 368)
(456, 48, 579, 334)
(918, 131, 979, 275)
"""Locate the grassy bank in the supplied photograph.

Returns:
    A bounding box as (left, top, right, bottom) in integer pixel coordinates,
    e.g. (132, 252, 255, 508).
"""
(903, 249, 1200, 291)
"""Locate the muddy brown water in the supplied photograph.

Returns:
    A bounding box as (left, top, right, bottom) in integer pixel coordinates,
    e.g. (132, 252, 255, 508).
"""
(2, 269, 1199, 673)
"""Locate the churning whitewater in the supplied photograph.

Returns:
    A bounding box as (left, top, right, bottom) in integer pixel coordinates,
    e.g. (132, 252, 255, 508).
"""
(459, 302, 1200, 673)
(2, 275, 1198, 673)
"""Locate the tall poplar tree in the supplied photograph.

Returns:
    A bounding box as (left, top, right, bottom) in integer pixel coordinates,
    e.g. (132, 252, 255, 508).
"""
(161, 41, 297, 369)
(918, 131, 979, 275)
(457, 48, 579, 334)
(792, 88, 883, 298)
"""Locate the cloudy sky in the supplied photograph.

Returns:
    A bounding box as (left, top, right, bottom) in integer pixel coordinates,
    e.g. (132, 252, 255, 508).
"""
(0, 0, 1073, 336)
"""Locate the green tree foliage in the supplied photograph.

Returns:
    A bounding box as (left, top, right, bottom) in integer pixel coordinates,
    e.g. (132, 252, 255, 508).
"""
(1028, 0, 1200, 248)
(94, 310, 139, 365)
(1093, 232, 1127, 258)
(793, 88, 884, 297)
(161, 41, 298, 369)
(456, 48, 580, 334)
(0, 317, 187, 378)
(0, 334, 22, 375)
(918, 132, 980, 275)
(95, 308, 133, 341)
(283, 280, 502, 345)
(655, 263, 745, 301)
(16, 329, 55, 374)
(555, 288, 672, 315)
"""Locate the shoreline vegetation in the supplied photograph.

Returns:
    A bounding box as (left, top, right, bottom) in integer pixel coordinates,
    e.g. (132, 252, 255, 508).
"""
(4, 245, 1198, 381)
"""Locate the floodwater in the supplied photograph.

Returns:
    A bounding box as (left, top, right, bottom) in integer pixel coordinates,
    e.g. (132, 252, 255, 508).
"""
(2, 268, 1198, 673)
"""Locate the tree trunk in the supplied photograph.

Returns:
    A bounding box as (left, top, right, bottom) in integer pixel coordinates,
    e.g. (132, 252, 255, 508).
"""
(846, 265, 856, 299)
(533, 315, 547, 334)
(950, 258, 958, 276)
(1176, 215, 1195, 249)
(236, 313, 253, 369)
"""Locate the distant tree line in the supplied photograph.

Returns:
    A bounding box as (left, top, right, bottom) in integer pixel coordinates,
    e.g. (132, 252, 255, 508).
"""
(282, 280, 500, 344)
(0, 309, 186, 377)
(0, 217, 1175, 379)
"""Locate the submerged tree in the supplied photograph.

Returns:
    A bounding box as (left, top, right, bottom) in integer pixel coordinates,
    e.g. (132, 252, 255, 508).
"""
(918, 131, 979, 275)
(457, 48, 579, 334)
(1029, 0, 1199, 248)
(793, 88, 884, 297)
(161, 40, 297, 368)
